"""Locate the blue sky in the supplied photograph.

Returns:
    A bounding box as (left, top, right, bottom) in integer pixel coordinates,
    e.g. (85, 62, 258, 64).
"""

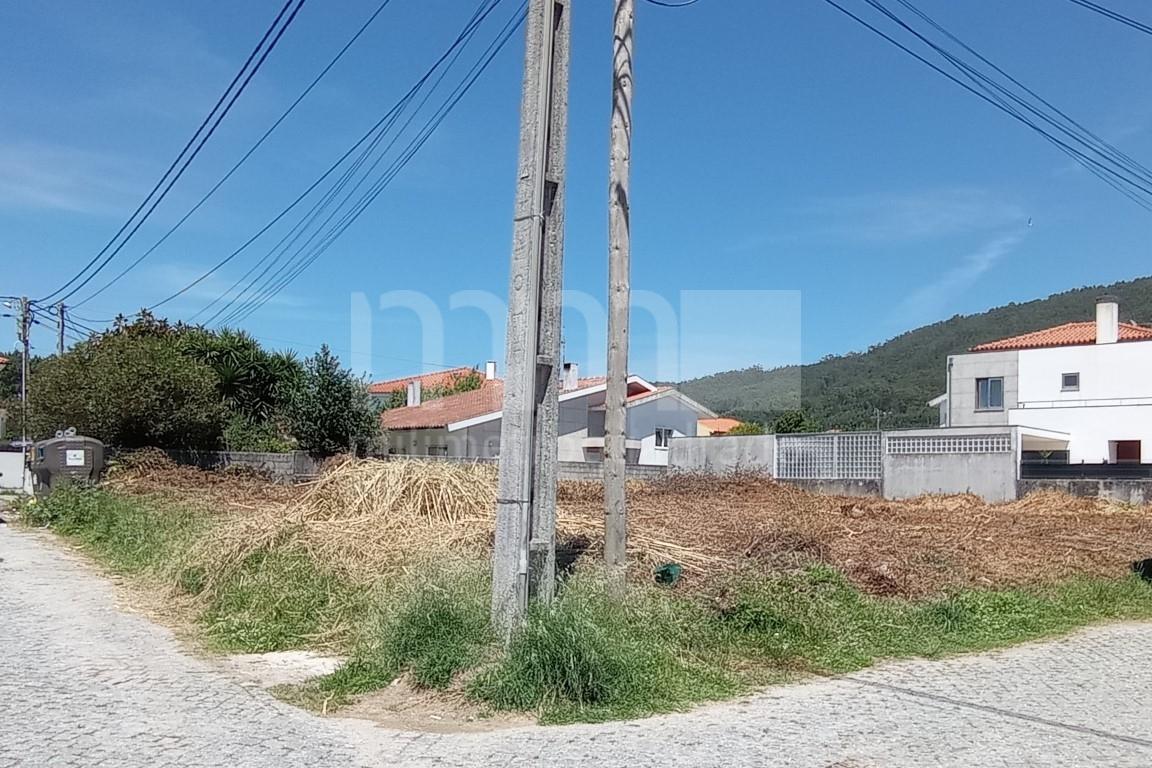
(4, 0, 1152, 381)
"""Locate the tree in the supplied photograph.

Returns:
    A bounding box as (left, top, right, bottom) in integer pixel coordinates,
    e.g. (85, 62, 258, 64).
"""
(29, 332, 226, 449)
(772, 410, 821, 435)
(288, 345, 379, 456)
(726, 420, 765, 436)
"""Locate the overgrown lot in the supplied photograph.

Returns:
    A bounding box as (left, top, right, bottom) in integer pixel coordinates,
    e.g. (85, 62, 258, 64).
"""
(20, 455, 1152, 724)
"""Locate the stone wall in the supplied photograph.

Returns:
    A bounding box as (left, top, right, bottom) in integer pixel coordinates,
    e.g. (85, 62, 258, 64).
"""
(165, 450, 322, 483)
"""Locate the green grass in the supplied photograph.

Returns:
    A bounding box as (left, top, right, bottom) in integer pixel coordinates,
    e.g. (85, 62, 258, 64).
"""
(200, 549, 367, 653)
(21, 484, 205, 575)
(282, 565, 493, 709)
(23, 486, 1152, 724)
(22, 486, 369, 654)
(470, 574, 738, 724)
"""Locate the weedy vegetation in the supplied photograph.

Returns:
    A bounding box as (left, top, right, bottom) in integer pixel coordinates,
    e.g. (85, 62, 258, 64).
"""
(21, 459, 1152, 725)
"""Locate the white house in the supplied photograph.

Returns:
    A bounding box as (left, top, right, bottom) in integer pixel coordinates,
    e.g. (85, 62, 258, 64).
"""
(930, 296, 1152, 464)
(378, 364, 715, 466)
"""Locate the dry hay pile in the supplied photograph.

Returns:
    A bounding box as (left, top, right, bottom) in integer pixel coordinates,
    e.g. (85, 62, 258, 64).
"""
(196, 458, 500, 580)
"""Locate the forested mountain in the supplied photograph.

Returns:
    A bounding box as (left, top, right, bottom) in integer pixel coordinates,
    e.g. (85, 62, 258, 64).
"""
(678, 276, 1152, 430)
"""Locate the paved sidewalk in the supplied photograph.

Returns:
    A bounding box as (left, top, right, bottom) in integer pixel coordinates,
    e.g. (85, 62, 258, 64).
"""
(2, 523, 1151, 767)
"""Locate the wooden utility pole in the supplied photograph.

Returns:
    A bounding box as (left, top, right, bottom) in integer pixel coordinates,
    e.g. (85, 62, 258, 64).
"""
(492, 0, 570, 635)
(604, 0, 634, 581)
(56, 303, 65, 356)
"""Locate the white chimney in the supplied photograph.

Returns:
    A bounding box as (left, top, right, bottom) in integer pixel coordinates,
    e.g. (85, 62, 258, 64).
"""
(1096, 295, 1119, 345)
(485, 361, 497, 380)
(561, 362, 579, 391)
(406, 379, 422, 406)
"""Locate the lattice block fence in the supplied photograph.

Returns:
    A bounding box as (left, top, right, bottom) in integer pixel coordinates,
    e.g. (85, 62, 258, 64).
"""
(885, 434, 1012, 455)
(775, 432, 882, 480)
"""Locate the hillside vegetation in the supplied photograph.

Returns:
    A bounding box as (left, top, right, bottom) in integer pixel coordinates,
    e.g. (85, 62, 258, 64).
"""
(679, 276, 1152, 430)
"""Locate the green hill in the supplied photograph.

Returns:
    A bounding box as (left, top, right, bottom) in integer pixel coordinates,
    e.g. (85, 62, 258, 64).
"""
(678, 276, 1152, 431)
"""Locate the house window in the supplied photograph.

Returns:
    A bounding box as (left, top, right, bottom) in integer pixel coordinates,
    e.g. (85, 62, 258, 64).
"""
(1061, 372, 1080, 391)
(427, 445, 448, 457)
(976, 377, 1004, 411)
(655, 427, 675, 449)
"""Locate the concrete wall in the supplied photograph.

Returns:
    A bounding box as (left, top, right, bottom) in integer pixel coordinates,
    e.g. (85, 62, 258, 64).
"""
(1019, 478, 1152, 504)
(373, 454, 665, 482)
(786, 478, 881, 497)
(668, 435, 774, 474)
(947, 350, 1019, 427)
(882, 427, 1018, 502)
(557, 461, 667, 482)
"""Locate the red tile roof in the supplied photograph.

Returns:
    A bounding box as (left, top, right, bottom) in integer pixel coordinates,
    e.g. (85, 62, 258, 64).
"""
(368, 367, 479, 395)
(970, 321, 1152, 352)
(379, 375, 658, 430)
(381, 380, 505, 430)
(699, 417, 743, 434)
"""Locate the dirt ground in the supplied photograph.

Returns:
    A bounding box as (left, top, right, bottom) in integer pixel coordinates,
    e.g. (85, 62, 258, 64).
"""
(570, 476, 1152, 597)
(107, 454, 1152, 598)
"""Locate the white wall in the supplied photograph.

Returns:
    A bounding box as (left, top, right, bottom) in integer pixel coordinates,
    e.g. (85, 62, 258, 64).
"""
(627, 395, 701, 466)
(1009, 340, 1152, 463)
(1017, 340, 1152, 402)
(386, 428, 450, 456)
(0, 451, 30, 492)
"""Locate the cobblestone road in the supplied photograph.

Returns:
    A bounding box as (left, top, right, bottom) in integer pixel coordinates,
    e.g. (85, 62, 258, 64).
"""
(3, 523, 1151, 767)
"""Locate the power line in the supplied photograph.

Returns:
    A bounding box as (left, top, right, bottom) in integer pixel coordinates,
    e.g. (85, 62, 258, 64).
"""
(880, 0, 1152, 208)
(819, 0, 1152, 209)
(211, 1, 525, 328)
(189, 4, 494, 325)
(141, 0, 511, 320)
(218, 5, 527, 328)
(39, 0, 307, 306)
(71, 0, 398, 311)
(1065, 0, 1152, 36)
(891, 0, 1152, 182)
(860, 0, 1152, 210)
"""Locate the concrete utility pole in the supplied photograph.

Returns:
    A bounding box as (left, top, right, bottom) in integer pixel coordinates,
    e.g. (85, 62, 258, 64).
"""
(17, 297, 30, 453)
(604, 0, 634, 581)
(492, 0, 571, 635)
(56, 303, 65, 356)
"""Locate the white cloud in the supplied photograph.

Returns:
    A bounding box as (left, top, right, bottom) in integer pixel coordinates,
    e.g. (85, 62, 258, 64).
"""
(811, 187, 1026, 242)
(141, 262, 311, 321)
(896, 234, 1022, 326)
(0, 143, 145, 215)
